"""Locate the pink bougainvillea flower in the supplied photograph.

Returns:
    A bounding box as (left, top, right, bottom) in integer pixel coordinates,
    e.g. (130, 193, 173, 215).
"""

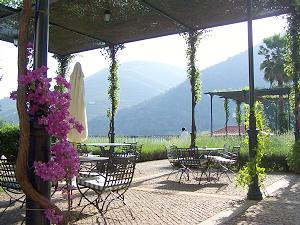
(11, 43, 83, 224)
(10, 91, 17, 100)
(44, 208, 63, 224)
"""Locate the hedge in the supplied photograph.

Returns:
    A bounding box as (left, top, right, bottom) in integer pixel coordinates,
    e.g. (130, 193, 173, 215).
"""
(0, 123, 20, 158)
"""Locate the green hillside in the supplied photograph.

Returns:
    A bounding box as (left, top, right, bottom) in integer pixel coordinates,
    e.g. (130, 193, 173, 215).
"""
(89, 47, 267, 135)
(0, 47, 267, 136)
(0, 61, 186, 123)
(85, 61, 186, 118)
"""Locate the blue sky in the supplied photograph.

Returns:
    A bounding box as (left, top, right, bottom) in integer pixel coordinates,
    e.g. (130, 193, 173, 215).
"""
(0, 15, 287, 99)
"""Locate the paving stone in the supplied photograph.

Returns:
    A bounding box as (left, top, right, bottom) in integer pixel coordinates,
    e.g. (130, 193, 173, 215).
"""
(0, 159, 298, 225)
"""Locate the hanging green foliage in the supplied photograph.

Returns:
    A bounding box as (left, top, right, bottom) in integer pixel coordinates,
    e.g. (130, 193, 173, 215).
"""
(181, 30, 203, 103)
(224, 98, 229, 135)
(236, 101, 242, 136)
(100, 44, 124, 119)
(237, 102, 269, 188)
(181, 29, 205, 147)
(285, 1, 300, 171)
(52, 54, 75, 78)
(0, 0, 23, 8)
(100, 44, 124, 142)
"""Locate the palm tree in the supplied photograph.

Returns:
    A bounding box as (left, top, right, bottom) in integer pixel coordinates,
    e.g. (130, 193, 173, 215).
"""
(258, 34, 290, 133)
(258, 34, 290, 87)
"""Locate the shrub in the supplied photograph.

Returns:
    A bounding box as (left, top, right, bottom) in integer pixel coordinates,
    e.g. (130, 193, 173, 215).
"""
(0, 123, 20, 158)
(287, 141, 300, 173)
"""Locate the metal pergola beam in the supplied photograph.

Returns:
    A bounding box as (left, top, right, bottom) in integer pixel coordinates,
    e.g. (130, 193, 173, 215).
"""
(49, 21, 113, 46)
(0, 3, 113, 48)
(138, 0, 195, 31)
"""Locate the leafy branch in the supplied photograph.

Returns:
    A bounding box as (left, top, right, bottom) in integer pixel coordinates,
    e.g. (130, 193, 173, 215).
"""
(237, 102, 269, 188)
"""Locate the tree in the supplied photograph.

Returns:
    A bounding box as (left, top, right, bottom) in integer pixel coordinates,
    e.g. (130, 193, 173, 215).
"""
(258, 34, 290, 133)
(258, 34, 289, 87)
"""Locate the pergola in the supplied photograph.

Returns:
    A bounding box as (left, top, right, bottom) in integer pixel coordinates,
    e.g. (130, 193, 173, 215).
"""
(0, 0, 290, 55)
(0, 0, 292, 224)
(205, 87, 291, 136)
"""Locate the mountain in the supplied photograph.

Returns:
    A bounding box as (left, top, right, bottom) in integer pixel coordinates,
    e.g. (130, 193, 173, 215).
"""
(0, 47, 268, 136)
(0, 61, 186, 123)
(85, 61, 186, 118)
(88, 46, 267, 135)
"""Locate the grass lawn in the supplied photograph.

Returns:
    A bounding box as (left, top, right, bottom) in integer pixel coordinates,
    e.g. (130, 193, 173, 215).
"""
(85, 133, 294, 171)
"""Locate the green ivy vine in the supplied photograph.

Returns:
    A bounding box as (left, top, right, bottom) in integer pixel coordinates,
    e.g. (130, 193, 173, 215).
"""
(52, 54, 75, 78)
(224, 98, 229, 136)
(181, 30, 203, 103)
(100, 44, 124, 142)
(236, 101, 242, 136)
(237, 101, 269, 188)
(181, 30, 204, 147)
(284, 1, 300, 171)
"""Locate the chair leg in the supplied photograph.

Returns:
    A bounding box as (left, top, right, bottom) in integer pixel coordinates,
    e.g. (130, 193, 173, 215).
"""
(167, 166, 180, 180)
(216, 163, 234, 182)
(0, 194, 25, 219)
(109, 191, 135, 220)
(76, 184, 104, 221)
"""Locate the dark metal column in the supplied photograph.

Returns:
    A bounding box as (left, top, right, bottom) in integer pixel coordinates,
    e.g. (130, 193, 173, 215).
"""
(210, 94, 214, 136)
(246, 0, 262, 200)
(26, 1, 50, 225)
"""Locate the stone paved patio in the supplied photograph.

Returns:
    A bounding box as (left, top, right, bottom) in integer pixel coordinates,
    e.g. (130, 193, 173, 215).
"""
(0, 159, 299, 224)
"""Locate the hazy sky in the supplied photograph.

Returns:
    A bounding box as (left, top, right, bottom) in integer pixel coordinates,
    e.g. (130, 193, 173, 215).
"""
(0, 15, 287, 99)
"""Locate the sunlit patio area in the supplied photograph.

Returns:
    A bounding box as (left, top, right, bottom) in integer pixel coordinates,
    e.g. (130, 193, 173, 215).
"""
(1, 159, 299, 224)
(0, 0, 299, 224)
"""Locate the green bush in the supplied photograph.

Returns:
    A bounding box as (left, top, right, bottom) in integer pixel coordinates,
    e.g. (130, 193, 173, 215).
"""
(287, 141, 300, 173)
(0, 123, 20, 158)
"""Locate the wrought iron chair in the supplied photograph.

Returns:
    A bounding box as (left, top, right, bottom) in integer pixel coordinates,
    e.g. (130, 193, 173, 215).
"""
(77, 143, 89, 156)
(207, 145, 239, 182)
(123, 142, 142, 161)
(166, 145, 182, 180)
(0, 157, 25, 218)
(177, 147, 208, 183)
(76, 155, 136, 221)
(166, 145, 179, 167)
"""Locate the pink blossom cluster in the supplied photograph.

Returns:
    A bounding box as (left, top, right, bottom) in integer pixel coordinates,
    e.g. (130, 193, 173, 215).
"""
(11, 67, 84, 138)
(34, 141, 80, 182)
(44, 208, 63, 225)
(10, 43, 83, 224)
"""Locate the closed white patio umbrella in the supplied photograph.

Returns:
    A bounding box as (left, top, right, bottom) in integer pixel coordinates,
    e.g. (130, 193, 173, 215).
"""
(68, 62, 88, 142)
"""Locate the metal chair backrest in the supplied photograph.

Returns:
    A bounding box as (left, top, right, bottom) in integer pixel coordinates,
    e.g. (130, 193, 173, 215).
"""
(166, 145, 178, 165)
(123, 142, 142, 160)
(77, 143, 89, 156)
(104, 155, 136, 190)
(0, 158, 22, 194)
(177, 147, 203, 168)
